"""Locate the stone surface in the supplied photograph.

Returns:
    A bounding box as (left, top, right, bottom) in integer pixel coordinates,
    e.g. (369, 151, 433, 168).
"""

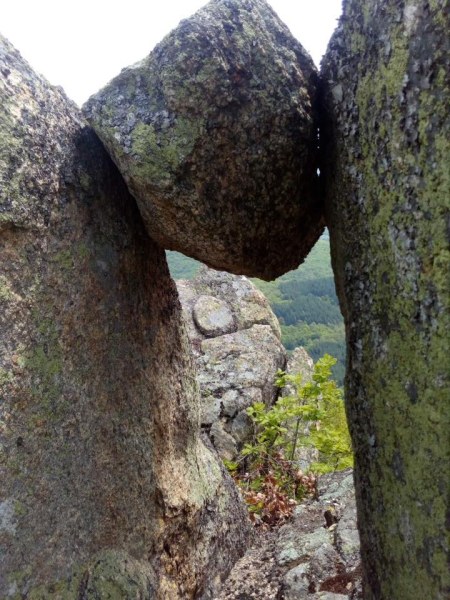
(215, 469, 361, 599)
(193, 295, 236, 337)
(83, 0, 324, 279)
(282, 563, 310, 597)
(284, 346, 315, 389)
(277, 469, 362, 599)
(0, 35, 250, 598)
(321, 1, 450, 598)
(177, 266, 287, 458)
(214, 529, 283, 600)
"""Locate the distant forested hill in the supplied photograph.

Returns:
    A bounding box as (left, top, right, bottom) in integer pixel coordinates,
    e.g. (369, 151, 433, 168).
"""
(251, 236, 345, 384)
(166, 250, 202, 279)
(166, 235, 346, 384)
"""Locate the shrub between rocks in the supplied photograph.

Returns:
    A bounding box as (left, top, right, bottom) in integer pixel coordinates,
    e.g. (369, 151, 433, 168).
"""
(226, 354, 353, 526)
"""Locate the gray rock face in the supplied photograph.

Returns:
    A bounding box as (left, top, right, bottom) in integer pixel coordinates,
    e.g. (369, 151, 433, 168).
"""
(321, 1, 450, 597)
(284, 346, 315, 389)
(215, 469, 361, 599)
(194, 295, 236, 337)
(277, 470, 362, 599)
(0, 35, 250, 599)
(177, 266, 286, 458)
(83, 0, 324, 280)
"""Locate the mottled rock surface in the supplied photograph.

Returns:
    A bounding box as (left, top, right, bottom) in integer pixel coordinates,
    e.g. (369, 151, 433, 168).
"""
(277, 470, 361, 599)
(0, 35, 250, 599)
(83, 0, 323, 279)
(215, 469, 361, 599)
(284, 347, 314, 387)
(177, 266, 286, 458)
(322, 1, 450, 598)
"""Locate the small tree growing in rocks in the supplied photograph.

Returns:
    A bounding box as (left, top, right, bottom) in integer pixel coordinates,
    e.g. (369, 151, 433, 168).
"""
(227, 355, 353, 526)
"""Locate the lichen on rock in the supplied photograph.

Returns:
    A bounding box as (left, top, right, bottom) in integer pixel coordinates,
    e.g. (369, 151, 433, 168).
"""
(215, 469, 362, 599)
(321, 1, 450, 597)
(83, 0, 324, 280)
(0, 34, 250, 599)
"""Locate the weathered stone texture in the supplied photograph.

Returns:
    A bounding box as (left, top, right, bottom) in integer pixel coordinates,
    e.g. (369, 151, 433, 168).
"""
(83, 0, 324, 279)
(278, 471, 361, 599)
(216, 469, 361, 599)
(322, 1, 449, 598)
(177, 266, 286, 458)
(283, 346, 314, 393)
(0, 35, 249, 598)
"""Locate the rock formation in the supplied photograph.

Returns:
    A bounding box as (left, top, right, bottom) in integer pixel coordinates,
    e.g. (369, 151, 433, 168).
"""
(83, 0, 324, 279)
(177, 266, 320, 469)
(2, 0, 449, 596)
(277, 470, 361, 599)
(216, 469, 362, 599)
(0, 35, 250, 599)
(322, 1, 449, 597)
(282, 347, 314, 393)
(177, 266, 286, 459)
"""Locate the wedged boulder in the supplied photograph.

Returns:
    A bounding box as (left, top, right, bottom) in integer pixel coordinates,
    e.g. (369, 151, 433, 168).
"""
(83, 0, 323, 280)
(177, 266, 286, 458)
(0, 35, 250, 599)
(321, 1, 449, 597)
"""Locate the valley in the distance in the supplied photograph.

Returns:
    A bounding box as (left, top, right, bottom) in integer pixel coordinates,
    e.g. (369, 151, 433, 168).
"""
(167, 231, 345, 385)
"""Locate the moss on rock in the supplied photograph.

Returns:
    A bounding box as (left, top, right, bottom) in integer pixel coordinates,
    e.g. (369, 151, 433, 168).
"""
(0, 33, 250, 599)
(84, 0, 323, 280)
(322, 1, 450, 597)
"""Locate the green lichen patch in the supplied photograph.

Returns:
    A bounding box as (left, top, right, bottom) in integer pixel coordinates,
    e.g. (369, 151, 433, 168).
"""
(0, 367, 14, 386)
(0, 275, 15, 301)
(23, 314, 64, 421)
(50, 243, 91, 275)
(13, 500, 27, 517)
(16, 551, 156, 600)
(131, 117, 200, 186)
(52, 249, 74, 271)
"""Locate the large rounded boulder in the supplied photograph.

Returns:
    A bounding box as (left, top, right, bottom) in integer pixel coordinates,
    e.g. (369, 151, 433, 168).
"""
(83, 0, 323, 279)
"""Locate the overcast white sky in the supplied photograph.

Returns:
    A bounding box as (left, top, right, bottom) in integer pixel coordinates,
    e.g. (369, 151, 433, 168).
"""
(2, 0, 342, 106)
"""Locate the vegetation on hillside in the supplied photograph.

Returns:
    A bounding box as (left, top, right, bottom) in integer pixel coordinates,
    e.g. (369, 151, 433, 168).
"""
(250, 236, 345, 384)
(166, 250, 202, 279)
(166, 233, 346, 384)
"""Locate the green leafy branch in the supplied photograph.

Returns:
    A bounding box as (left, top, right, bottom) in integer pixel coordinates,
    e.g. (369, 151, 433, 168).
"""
(227, 354, 353, 526)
